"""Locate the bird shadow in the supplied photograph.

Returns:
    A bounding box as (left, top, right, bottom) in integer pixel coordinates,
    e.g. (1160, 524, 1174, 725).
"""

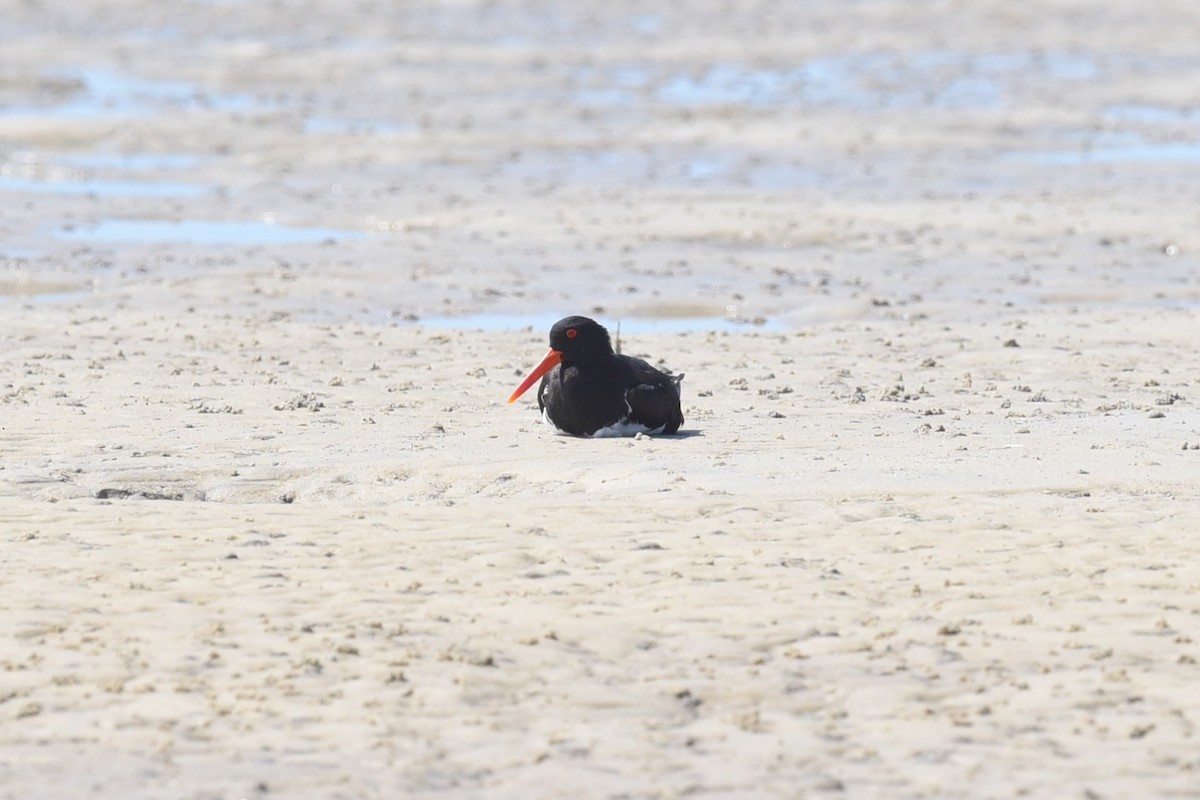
(662, 428, 704, 439)
(549, 427, 704, 440)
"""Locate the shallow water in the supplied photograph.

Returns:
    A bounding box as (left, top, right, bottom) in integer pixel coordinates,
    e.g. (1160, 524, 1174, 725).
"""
(1103, 104, 1200, 125)
(2, 3, 1197, 326)
(0, 175, 210, 198)
(405, 311, 782, 333)
(1026, 142, 1200, 164)
(55, 153, 208, 170)
(1018, 131, 1200, 164)
(0, 151, 211, 199)
(616, 50, 1099, 111)
(0, 67, 262, 118)
(57, 219, 364, 245)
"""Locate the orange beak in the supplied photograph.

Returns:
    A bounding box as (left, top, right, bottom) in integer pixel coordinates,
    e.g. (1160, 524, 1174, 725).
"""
(507, 348, 562, 403)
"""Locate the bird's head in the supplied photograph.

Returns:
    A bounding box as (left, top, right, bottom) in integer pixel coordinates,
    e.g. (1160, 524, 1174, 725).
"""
(547, 316, 613, 363)
(507, 315, 613, 404)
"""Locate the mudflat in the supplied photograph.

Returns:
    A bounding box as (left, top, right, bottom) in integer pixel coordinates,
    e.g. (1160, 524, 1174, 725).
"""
(3, 2, 1199, 798)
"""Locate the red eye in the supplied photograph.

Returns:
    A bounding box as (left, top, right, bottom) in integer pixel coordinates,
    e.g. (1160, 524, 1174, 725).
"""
(566, 328, 577, 338)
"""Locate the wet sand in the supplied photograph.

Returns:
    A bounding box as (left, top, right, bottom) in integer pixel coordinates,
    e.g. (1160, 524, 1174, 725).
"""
(3, 1, 1200, 798)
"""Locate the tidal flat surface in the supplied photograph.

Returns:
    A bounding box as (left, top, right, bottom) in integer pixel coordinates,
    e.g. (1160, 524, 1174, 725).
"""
(2, 0, 1199, 322)
(3, 4, 1200, 800)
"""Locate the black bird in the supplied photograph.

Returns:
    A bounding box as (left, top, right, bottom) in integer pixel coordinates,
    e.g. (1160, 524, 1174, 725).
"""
(507, 316, 684, 437)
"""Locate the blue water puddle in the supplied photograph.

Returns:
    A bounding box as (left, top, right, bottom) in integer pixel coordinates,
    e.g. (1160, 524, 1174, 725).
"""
(2, 150, 212, 197)
(686, 157, 724, 180)
(1103, 104, 1200, 125)
(58, 219, 364, 245)
(0, 67, 264, 119)
(1, 247, 42, 259)
(1026, 142, 1200, 164)
(406, 312, 782, 333)
(628, 13, 661, 34)
(0, 175, 210, 198)
(658, 64, 791, 107)
(607, 50, 1097, 111)
(56, 153, 207, 170)
(1018, 129, 1200, 164)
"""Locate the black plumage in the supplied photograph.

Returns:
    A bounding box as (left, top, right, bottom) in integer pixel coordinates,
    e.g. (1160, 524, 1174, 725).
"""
(508, 316, 684, 437)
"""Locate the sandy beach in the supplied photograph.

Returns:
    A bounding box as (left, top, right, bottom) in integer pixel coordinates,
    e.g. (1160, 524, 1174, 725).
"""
(4, 1, 1200, 798)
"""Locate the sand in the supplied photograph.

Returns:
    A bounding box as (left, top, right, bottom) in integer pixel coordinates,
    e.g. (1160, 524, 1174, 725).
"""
(3, 1, 1200, 798)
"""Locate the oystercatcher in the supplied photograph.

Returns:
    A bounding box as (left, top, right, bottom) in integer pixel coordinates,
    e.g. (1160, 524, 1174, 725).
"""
(507, 316, 684, 437)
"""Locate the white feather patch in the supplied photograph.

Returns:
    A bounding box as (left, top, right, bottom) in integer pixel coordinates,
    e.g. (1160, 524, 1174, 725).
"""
(542, 407, 664, 438)
(589, 419, 666, 438)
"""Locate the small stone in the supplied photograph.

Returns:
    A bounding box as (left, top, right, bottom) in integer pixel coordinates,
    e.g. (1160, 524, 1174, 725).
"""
(1130, 723, 1156, 739)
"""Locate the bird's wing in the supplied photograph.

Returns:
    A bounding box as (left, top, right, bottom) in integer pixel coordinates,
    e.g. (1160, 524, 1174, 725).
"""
(623, 359, 684, 433)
